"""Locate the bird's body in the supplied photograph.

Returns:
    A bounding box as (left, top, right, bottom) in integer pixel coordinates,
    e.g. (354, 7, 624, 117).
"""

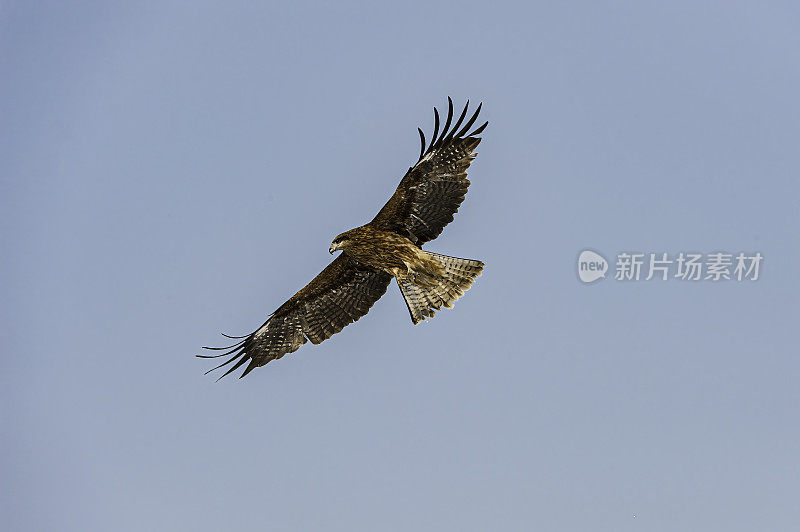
(331, 225, 485, 322)
(330, 226, 444, 283)
(200, 99, 488, 378)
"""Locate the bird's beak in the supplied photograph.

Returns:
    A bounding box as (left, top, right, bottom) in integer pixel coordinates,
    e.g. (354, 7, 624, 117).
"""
(329, 245, 335, 254)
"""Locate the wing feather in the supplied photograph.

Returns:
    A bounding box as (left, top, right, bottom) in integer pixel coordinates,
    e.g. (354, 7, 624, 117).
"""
(370, 98, 487, 244)
(200, 255, 391, 378)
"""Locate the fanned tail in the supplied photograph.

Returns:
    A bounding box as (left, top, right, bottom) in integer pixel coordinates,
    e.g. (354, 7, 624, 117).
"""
(397, 252, 484, 324)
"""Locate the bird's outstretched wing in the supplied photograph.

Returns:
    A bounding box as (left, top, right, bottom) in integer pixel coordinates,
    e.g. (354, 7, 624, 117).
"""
(370, 98, 487, 245)
(199, 255, 391, 379)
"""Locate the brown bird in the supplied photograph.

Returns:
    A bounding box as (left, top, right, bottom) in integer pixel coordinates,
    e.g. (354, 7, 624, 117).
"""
(200, 98, 487, 378)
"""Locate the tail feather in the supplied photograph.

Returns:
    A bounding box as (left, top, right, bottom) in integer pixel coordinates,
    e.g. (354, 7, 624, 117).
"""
(398, 252, 484, 324)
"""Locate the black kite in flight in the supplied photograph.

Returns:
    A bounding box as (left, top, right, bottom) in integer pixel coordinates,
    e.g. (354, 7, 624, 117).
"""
(200, 99, 487, 378)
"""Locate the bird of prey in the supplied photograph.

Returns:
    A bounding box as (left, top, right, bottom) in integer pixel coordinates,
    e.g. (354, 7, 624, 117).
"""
(200, 98, 487, 378)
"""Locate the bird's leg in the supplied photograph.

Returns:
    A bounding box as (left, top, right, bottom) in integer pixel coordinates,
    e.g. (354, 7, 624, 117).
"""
(389, 267, 409, 281)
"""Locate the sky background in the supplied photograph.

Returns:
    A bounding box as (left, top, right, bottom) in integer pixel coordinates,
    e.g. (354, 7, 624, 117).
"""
(2, 1, 799, 531)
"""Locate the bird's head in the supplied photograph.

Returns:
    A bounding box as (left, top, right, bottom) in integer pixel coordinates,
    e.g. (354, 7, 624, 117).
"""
(329, 232, 352, 254)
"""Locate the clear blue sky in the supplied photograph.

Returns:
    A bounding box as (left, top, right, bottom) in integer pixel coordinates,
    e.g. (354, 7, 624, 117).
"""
(2, 2, 799, 531)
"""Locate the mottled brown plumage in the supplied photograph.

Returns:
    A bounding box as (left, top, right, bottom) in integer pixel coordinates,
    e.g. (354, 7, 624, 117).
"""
(200, 99, 487, 378)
